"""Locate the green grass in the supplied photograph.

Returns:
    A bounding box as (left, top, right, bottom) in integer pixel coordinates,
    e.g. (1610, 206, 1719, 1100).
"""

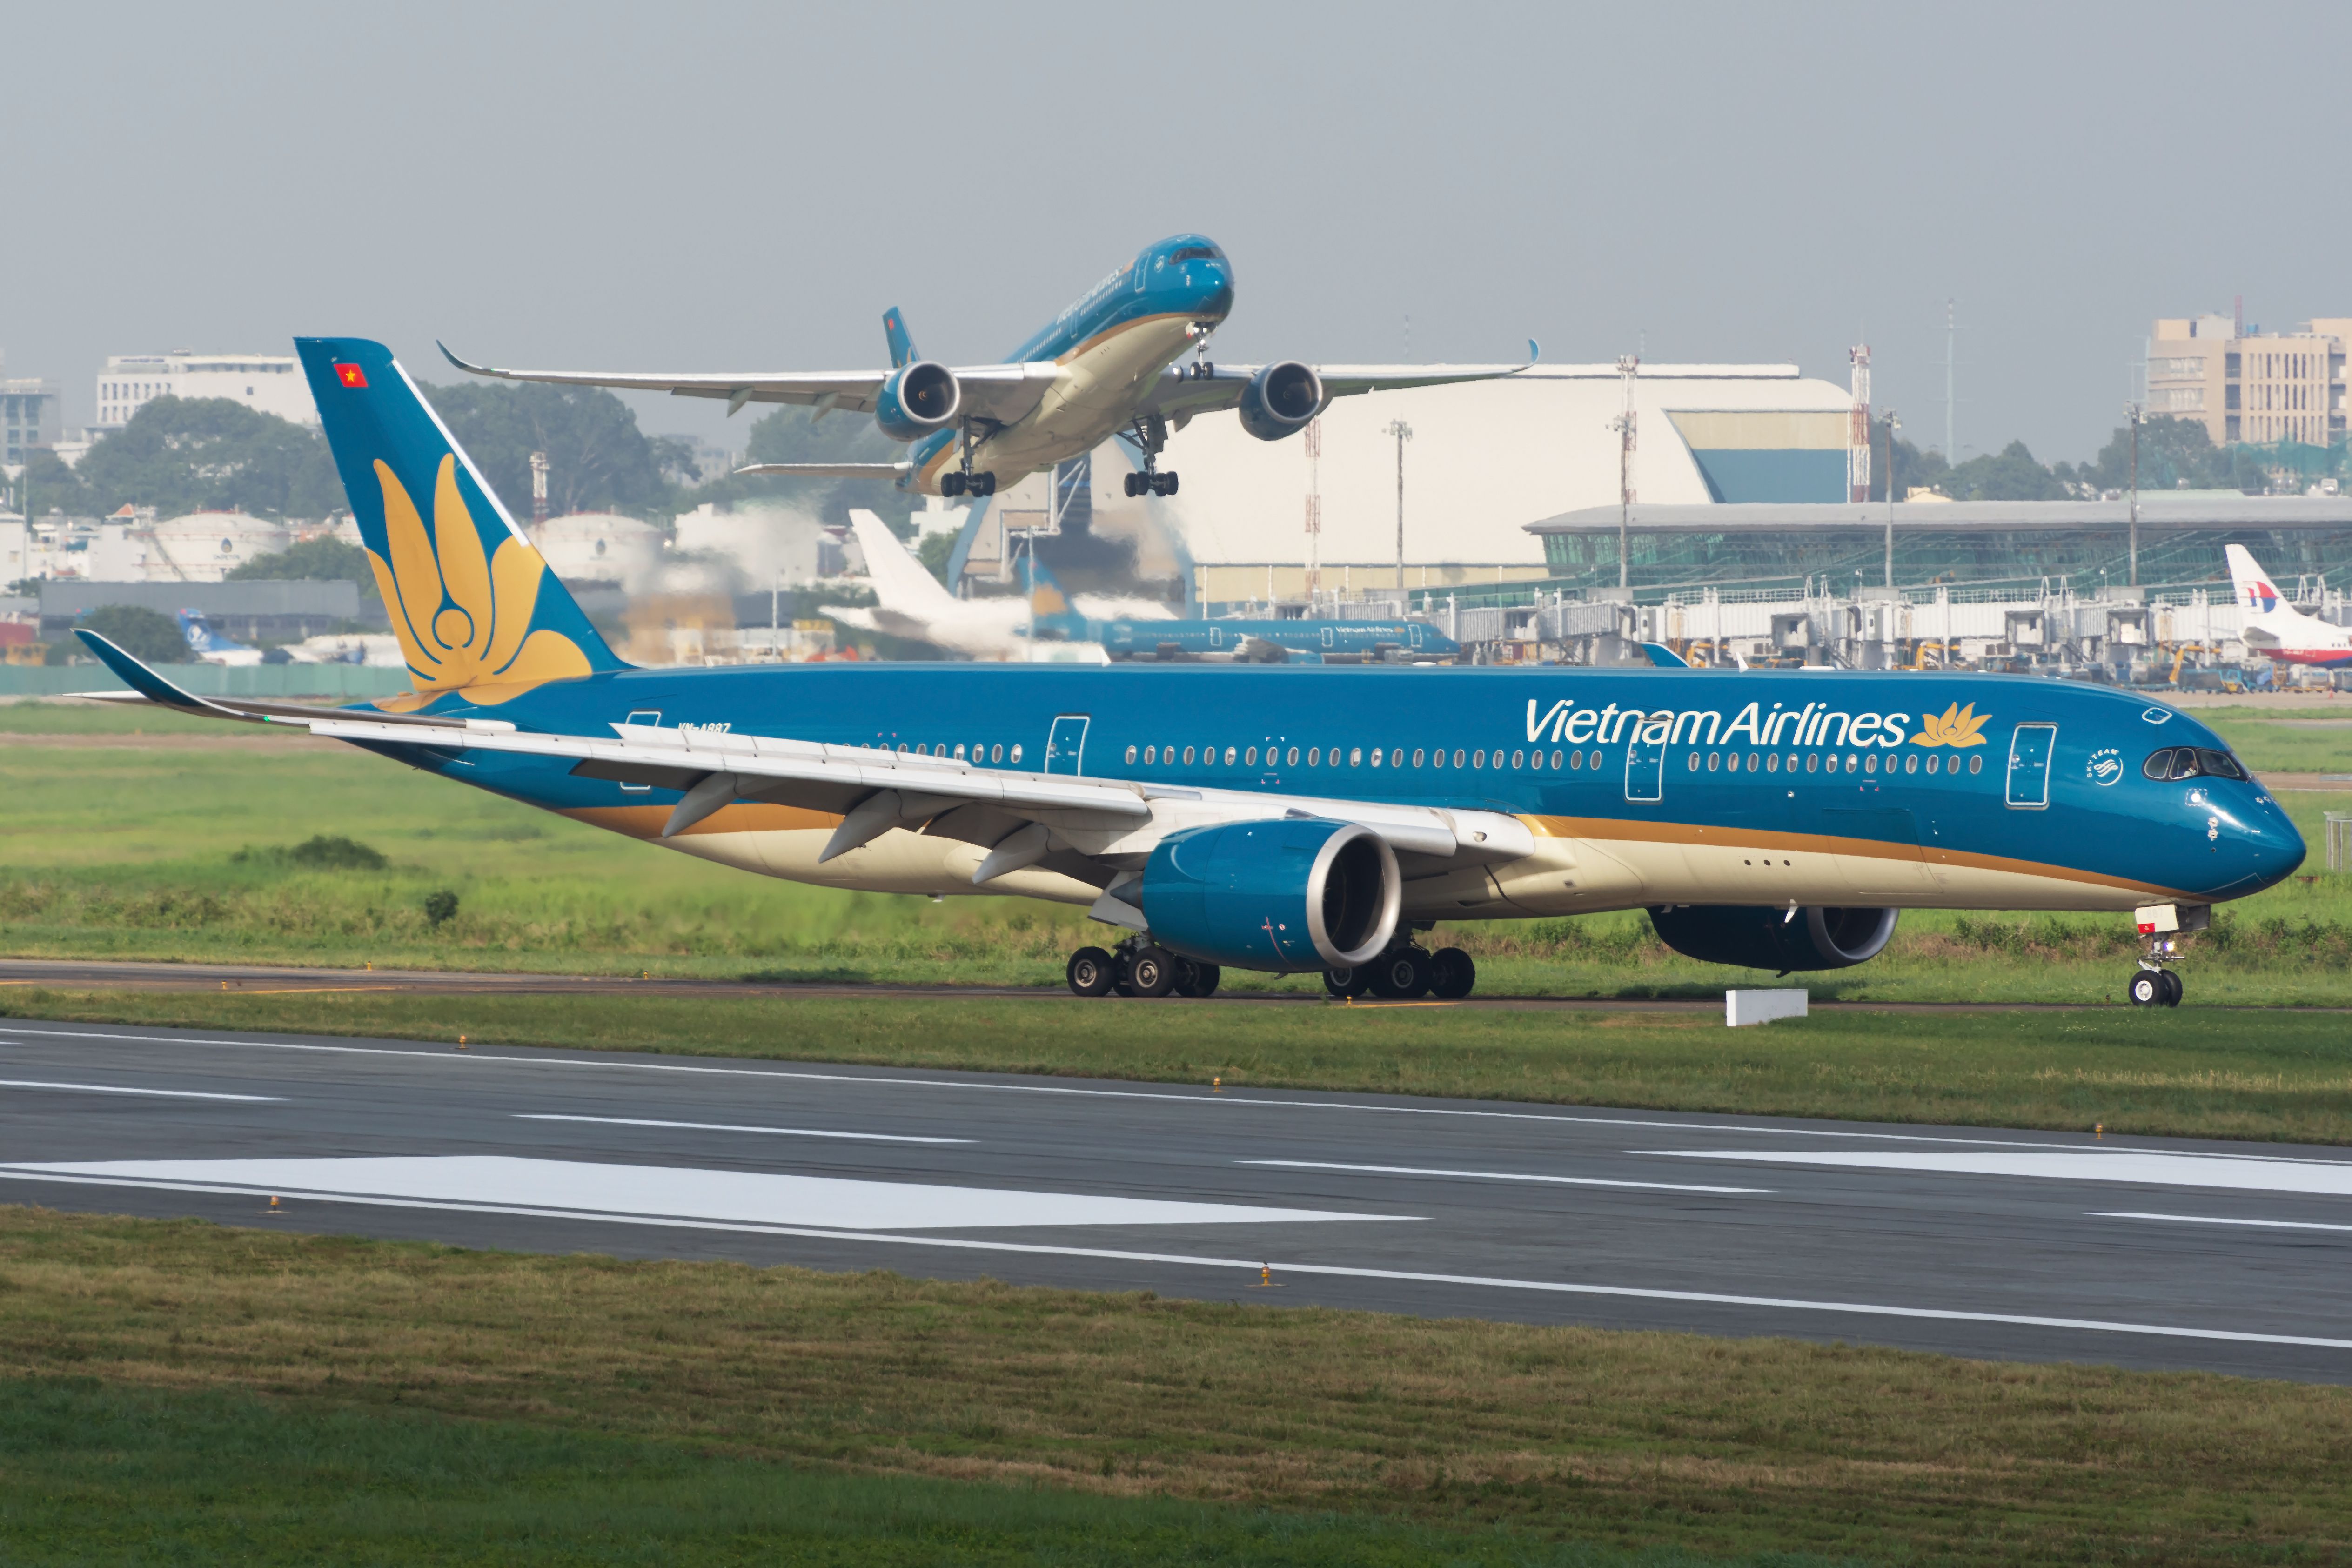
(12, 986, 2352, 1143)
(10, 1206, 2352, 1567)
(2, 701, 2348, 1002)
(4, 1380, 1772, 1568)
(2198, 706, 2352, 774)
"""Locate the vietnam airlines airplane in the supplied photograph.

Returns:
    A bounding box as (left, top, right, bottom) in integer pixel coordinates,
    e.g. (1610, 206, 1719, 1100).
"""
(2226, 543, 2352, 669)
(439, 235, 1520, 501)
(78, 340, 2305, 1012)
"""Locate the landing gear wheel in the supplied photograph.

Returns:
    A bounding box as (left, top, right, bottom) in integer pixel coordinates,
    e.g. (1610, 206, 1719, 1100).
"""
(1149, 472, 1178, 496)
(2128, 969, 2165, 1007)
(1322, 965, 1372, 999)
(1427, 947, 1476, 1000)
(1176, 960, 1221, 998)
(940, 472, 967, 498)
(1367, 949, 1432, 999)
(1123, 471, 1144, 498)
(1067, 946, 1115, 998)
(970, 472, 997, 498)
(2159, 968, 2183, 1007)
(1162, 472, 1178, 495)
(1126, 944, 1177, 998)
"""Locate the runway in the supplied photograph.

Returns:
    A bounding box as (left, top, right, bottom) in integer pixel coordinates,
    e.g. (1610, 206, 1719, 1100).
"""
(6, 1014, 2352, 1382)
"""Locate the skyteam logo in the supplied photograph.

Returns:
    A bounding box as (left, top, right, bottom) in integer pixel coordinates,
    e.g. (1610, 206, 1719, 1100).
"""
(2086, 747, 2123, 786)
(2245, 578, 2280, 613)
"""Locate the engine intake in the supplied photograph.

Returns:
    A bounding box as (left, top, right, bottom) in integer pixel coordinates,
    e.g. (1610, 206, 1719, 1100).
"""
(1237, 361, 1324, 441)
(875, 360, 961, 440)
(1140, 818, 1399, 972)
(1648, 905, 1898, 973)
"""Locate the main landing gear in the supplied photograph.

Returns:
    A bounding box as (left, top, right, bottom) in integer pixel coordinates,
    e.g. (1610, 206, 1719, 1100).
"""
(1065, 937, 1221, 999)
(1119, 414, 1177, 497)
(1323, 943, 1475, 1001)
(939, 416, 997, 498)
(1122, 469, 1177, 498)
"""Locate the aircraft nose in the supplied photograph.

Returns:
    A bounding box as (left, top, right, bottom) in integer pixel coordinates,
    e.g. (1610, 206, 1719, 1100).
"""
(1192, 267, 1234, 319)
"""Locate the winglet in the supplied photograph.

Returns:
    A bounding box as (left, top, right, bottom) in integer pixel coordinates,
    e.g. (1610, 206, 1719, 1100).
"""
(1640, 641, 1691, 669)
(72, 630, 255, 721)
(436, 340, 503, 378)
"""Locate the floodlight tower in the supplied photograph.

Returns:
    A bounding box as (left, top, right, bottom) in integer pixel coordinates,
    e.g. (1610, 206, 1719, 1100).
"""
(1609, 355, 1639, 591)
(1847, 344, 1872, 503)
(2125, 402, 2144, 587)
(1385, 418, 1412, 591)
(529, 451, 550, 526)
(1302, 416, 1322, 600)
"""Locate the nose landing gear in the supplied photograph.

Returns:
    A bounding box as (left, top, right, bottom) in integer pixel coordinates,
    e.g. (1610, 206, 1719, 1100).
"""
(2127, 935, 2184, 1008)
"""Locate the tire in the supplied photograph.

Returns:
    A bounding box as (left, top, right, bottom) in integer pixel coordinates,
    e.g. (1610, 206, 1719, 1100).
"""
(1067, 946, 1115, 998)
(1184, 962, 1221, 998)
(1163, 472, 1179, 495)
(1427, 946, 1476, 1000)
(2159, 968, 2183, 1007)
(1127, 944, 1177, 998)
(1323, 965, 1371, 999)
(1123, 472, 1142, 498)
(2128, 970, 2164, 1007)
(1368, 949, 1430, 1000)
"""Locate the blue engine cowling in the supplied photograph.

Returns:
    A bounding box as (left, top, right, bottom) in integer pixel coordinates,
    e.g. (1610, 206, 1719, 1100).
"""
(1140, 818, 1399, 973)
(875, 361, 961, 441)
(1236, 361, 1324, 441)
(1647, 905, 1897, 972)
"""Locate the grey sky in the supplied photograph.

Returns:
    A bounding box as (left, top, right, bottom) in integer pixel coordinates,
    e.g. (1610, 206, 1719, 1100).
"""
(7, 1, 2346, 466)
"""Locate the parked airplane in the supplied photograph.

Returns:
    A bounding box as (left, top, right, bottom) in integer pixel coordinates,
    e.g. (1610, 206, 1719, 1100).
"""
(440, 235, 1521, 501)
(1095, 613, 1461, 664)
(2226, 543, 2352, 669)
(175, 610, 262, 667)
(823, 509, 1117, 662)
(78, 339, 2303, 1012)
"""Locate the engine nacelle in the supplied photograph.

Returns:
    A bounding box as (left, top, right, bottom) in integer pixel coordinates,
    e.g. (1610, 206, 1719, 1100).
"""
(875, 360, 961, 441)
(1236, 361, 1323, 441)
(1647, 905, 1898, 973)
(1140, 818, 1399, 973)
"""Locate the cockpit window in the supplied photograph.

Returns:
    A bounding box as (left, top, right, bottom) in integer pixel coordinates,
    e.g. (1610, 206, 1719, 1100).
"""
(2144, 747, 2248, 782)
(1170, 245, 1220, 262)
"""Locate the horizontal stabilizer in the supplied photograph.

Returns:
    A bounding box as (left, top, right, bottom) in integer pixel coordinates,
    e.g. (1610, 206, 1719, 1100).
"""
(737, 462, 913, 479)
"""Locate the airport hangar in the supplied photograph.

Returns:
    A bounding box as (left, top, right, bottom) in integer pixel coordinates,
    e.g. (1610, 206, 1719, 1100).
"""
(943, 361, 1862, 611)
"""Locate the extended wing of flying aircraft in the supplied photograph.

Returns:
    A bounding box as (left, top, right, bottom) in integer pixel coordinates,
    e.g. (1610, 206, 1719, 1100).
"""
(2226, 543, 2352, 669)
(76, 338, 2304, 1012)
(440, 235, 1522, 502)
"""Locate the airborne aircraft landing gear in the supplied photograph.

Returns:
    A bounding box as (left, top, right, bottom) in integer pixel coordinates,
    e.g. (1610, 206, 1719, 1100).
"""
(940, 418, 997, 499)
(1118, 415, 1177, 498)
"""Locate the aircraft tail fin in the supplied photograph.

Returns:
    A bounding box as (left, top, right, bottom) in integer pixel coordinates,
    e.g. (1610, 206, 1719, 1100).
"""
(882, 308, 919, 370)
(847, 509, 957, 616)
(294, 338, 626, 710)
(1019, 551, 1089, 639)
(2225, 543, 2282, 616)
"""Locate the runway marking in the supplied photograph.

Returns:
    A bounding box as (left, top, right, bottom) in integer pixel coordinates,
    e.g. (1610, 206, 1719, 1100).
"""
(1647, 1148, 2352, 1196)
(0, 1157, 1405, 1233)
(0, 1024, 2174, 1150)
(0, 1078, 283, 1103)
(517, 1114, 968, 1145)
(1240, 1159, 1767, 1194)
(0, 1166, 2341, 1354)
(2100, 1212, 2352, 1234)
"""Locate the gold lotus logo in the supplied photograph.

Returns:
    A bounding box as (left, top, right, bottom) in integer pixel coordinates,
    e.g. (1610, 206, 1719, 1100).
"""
(1911, 701, 1990, 747)
(368, 456, 590, 711)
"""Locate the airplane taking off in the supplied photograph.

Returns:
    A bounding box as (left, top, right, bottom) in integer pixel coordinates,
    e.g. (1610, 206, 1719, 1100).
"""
(76, 339, 2303, 1012)
(440, 236, 1521, 501)
(2226, 544, 2352, 668)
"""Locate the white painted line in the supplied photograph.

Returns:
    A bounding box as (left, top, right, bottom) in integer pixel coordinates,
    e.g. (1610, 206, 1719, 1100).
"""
(516, 1114, 967, 1145)
(1240, 1159, 1767, 1194)
(0, 1078, 282, 1103)
(1647, 1148, 2352, 1197)
(0, 1156, 1406, 1233)
(0, 1024, 2156, 1150)
(2099, 1211, 2352, 1234)
(0, 1166, 2341, 1353)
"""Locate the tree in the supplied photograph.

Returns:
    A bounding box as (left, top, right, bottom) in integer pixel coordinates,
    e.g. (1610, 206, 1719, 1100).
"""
(64, 604, 187, 664)
(918, 529, 956, 585)
(1933, 440, 2072, 502)
(420, 381, 690, 521)
(72, 397, 344, 519)
(2071, 415, 2248, 494)
(15, 448, 90, 518)
(227, 537, 380, 605)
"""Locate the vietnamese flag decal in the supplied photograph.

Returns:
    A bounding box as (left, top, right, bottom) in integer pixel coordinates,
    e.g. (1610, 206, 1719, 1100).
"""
(334, 363, 368, 389)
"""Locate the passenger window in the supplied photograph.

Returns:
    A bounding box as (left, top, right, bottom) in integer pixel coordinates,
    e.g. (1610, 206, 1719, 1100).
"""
(1707, 752, 1720, 771)
(1767, 754, 1780, 772)
(1968, 754, 1982, 774)
(1805, 753, 1819, 773)
(1245, 746, 1257, 765)
(1010, 744, 1023, 764)
(1125, 744, 1137, 764)
(1454, 750, 1467, 768)
(1287, 746, 1300, 766)
(1686, 752, 1700, 771)
(1307, 747, 1320, 766)
(1588, 750, 1602, 770)
(1370, 749, 1383, 768)
(1550, 750, 1563, 769)
(1412, 749, 1425, 767)
(1391, 749, 1404, 767)
(1224, 746, 1236, 765)
(1865, 754, 1877, 773)
(1568, 750, 1583, 770)
(1183, 746, 1195, 764)
(1350, 748, 1363, 766)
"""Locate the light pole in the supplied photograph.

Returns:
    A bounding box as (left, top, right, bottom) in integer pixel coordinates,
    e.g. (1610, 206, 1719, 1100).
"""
(1384, 418, 1412, 592)
(2124, 402, 2144, 588)
(1610, 355, 1638, 592)
(1883, 409, 1900, 590)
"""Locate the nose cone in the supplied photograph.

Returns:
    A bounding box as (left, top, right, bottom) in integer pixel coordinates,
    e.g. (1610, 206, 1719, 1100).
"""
(1188, 262, 1234, 322)
(2197, 785, 2306, 900)
(2248, 794, 2309, 890)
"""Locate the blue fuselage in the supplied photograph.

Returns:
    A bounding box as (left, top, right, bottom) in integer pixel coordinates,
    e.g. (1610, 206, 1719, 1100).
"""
(375, 663, 2302, 916)
(1092, 618, 1461, 661)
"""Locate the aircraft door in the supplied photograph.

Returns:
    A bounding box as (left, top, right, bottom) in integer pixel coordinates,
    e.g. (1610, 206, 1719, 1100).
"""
(1408, 624, 1424, 649)
(1320, 626, 1335, 649)
(1209, 626, 1224, 649)
(2006, 723, 2057, 808)
(1624, 717, 1666, 804)
(1044, 715, 1091, 775)
(619, 710, 660, 792)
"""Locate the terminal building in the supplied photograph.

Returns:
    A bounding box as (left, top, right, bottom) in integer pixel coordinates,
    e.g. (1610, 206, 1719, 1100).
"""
(93, 351, 319, 436)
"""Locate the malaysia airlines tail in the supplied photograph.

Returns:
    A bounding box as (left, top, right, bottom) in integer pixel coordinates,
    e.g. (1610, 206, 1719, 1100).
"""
(293, 338, 626, 710)
(2225, 544, 2352, 667)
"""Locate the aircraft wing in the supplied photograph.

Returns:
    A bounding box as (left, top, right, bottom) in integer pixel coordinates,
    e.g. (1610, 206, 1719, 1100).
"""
(438, 343, 1060, 424)
(1140, 362, 1527, 421)
(737, 463, 912, 479)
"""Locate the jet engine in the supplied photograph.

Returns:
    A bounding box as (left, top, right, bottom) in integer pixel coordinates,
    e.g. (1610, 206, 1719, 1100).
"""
(1140, 818, 1399, 972)
(1647, 905, 1898, 973)
(1235, 361, 1324, 441)
(874, 361, 961, 440)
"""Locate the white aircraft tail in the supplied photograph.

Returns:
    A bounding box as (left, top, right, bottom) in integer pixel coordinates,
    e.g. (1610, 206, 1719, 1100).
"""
(2225, 544, 2284, 616)
(848, 509, 958, 617)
